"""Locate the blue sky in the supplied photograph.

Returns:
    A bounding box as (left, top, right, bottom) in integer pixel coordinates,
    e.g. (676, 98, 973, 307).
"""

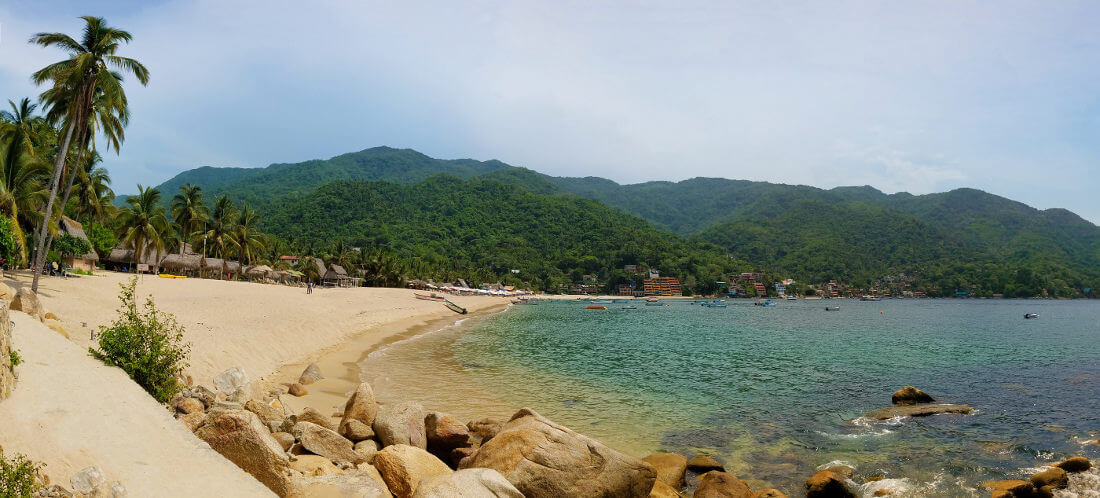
(2, 1, 1098, 223)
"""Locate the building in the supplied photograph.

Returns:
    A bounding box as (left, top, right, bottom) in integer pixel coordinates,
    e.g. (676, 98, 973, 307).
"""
(617, 283, 634, 296)
(57, 217, 99, 272)
(774, 282, 786, 296)
(753, 282, 767, 295)
(644, 276, 681, 296)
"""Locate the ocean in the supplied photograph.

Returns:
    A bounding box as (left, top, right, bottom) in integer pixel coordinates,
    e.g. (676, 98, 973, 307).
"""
(360, 298, 1100, 496)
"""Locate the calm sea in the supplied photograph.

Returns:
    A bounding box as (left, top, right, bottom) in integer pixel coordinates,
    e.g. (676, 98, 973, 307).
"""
(360, 299, 1100, 496)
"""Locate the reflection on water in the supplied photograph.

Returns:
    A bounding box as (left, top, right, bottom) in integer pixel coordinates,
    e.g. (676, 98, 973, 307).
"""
(362, 299, 1100, 495)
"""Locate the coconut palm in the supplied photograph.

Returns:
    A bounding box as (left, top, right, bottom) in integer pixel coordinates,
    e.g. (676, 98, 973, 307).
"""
(170, 184, 207, 254)
(198, 195, 236, 259)
(29, 15, 149, 292)
(117, 185, 167, 268)
(70, 151, 114, 222)
(230, 203, 265, 265)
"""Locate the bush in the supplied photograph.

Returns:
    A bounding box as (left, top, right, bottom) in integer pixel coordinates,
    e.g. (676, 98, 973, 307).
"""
(8, 350, 21, 368)
(0, 449, 42, 497)
(52, 233, 92, 259)
(89, 277, 190, 403)
(0, 217, 19, 268)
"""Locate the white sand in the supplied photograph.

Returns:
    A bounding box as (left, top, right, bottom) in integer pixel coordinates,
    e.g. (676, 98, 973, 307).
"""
(0, 312, 275, 497)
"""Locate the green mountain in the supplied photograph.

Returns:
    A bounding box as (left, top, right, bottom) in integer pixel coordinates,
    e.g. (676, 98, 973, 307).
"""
(142, 146, 1099, 297)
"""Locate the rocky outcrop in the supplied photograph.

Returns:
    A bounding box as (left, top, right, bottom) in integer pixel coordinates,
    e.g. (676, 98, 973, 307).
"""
(425, 412, 471, 463)
(10, 288, 43, 320)
(412, 468, 523, 498)
(461, 408, 657, 497)
(374, 401, 427, 449)
(805, 470, 856, 498)
(1029, 467, 1068, 491)
(375, 444, 454, 498)
(195, 409, 292, 496)
(694, 471, 753, 498)
(1054, 456, 1091, 473)
(0, 304, 14, 400)
(642, 453, 688, 488)
(298, 363, 323, 385)
(687, 455, 725, 473)
(292, 421, 362, 464)
(891, 386, 934, 405)
(860, 403, 973, 420)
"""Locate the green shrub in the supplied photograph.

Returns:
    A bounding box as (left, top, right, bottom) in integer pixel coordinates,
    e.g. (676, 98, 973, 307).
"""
(8, 350, 21, 368)
(89, 278, 190, 403)
(0, 449, 42, 497)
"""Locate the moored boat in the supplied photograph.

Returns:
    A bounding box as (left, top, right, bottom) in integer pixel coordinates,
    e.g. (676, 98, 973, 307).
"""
(585, 305, 607, 310)
(415, 292, 445, 301)
(444, 299, 467, 314)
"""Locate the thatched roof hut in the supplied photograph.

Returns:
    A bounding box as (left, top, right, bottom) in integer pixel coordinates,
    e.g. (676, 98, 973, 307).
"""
(324, 263, 352, 287)
(247, 265, 274, 278)
(202, 258, 226, 274)
(160, 253, 202, 272)
(225, 260, 241, 275)
(107, 247, 134, 264)
(104, 242, 167, 270)
(58, 217, 99, 262)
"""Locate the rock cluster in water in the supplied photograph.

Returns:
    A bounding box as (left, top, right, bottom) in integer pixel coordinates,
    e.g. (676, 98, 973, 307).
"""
(860, 385, 974, 420)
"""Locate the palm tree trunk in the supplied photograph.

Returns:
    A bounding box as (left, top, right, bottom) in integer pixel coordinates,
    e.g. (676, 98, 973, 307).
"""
(30, 117, 78, 293)
(43, 130, 87, 260)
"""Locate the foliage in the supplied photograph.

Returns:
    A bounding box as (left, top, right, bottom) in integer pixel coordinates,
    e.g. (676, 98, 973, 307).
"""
(52, 233, 92, 258)
(9, 349, 21, 368)
(89, 277, 190, 403)
(0, 449, 42, 497)
(0, 217, 20, 268)
(84, 221, 117, 257)
(117, 185, 169, 263)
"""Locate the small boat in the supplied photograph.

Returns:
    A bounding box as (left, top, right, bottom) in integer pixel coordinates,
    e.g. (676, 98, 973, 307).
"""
(1024, 313, 1039, 319)
(825, 306, 840, 311)
(415, 292, 445, 301)
(612, 299, 630, 303)
(158, 274, 187, 279)
(444, 299, 467, 314)
(700, 301, 727, 308)
(585, 305, 607, 310)
(786, 296, 798, 301)
(754, 299, 775, 307)
(860, 296, 882, 302)
(621, 305, 637, 310)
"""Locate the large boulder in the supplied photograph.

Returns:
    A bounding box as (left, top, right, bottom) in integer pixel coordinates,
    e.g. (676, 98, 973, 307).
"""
(195, 410, 293, 496)
(891, 386, 935, 405)
(298, 363, 323, 385)
(10, 288, 43, 319)
(176, 397, 205, 415)
(374, 444, 454, 498)
(984, 480, 1039, 498)
(296, 472, 390, 498)
(412, 468, 523, 498)
(0, 282, 14, 301)
(355, 439, 380, 464)
(343, 419, 376, 441)
(212, 367, 250, 401)
(1055, 456, 1091, 473)
(340, 383, 380, 434)
(244, 399, 283, 425)
(860, 403, 973, 420)
(650, 479, 682, 498)
(374, 401, 427, 449)
(643, 453, 688, 488)
(298, 406, 337, 431)
(805, 470, 856, 498)
(467, 417, 505, 445)
(461, 408, 657, 498)
(425, 412, 471, 462)
(292, 421, 362, 464)
(687, 455, 725, 473)
(1029, 467, 1068, 490)
(290, 454, 342, 476)
(693, 471, 753, 498)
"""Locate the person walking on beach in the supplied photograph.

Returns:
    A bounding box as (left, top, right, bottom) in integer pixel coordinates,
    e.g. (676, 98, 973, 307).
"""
(307, 281, 313, 294)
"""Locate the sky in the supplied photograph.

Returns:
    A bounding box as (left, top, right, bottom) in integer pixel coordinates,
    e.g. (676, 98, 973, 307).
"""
(1, 0, 1098, 223)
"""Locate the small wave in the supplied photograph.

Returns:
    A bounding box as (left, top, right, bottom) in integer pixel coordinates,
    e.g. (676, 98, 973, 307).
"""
(365, 316, 473, 359)
(1059, 464, 1100, 497)
(858, 477, 912, 496)
(851, 415, 907, 427)
(816, 428, 894, 439)
(816, 460, 856, 470)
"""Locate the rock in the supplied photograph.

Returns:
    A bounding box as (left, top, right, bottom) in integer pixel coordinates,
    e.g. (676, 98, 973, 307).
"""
(984, 480, 1039, 498)
(1055, 456, 1091, 473)
(272, 432, 295, 451)
(860, 403, 973, 420)
(805, 470, 856, 498)
(450, 447, 477, 468)
(109, 481, 126, 497)
(412, 468, 523, 498)
(342, 419, 375, 441)
(244, 399, 283, 425)
(190, 385, 217, 407)
(195, 409, 292, 496)
(175, 397, 204, 415)
(356, 462, 390, 491)
(298, 363, 323, 385)
(822, 465, 854, 479)
(212, 367, 250, 401)
(755, 489, 788, 498)
(0, 282, 14, 301)
(374, 401, 427, 449)
(1030, 467, 1068, 490)
(10, 288, 43, 319)
(355, 439, 380, 464)
(287, 383, 307, 397)
(339, 383, 380, 435)
(290, 454, 342, 476)
(650, 479, 682, 498)
(891, 386, 935, 405)
(296, 472, 390, 498)
(292, 421, 362, 464)
(44, 311, 59, 321)
(643, 453, 688, 488)
(425, 412, 470, 461)
(687, 455, 726, 473)
(375, 444, 454, 498)
(298, 406, 337, 431)
(0, 305, 14, 400)
(466, 417, 504, 444)
(69, 466, 106, 495)
(462, 408, 657, 498)
(694, 471, 753, 498)
(177, 411, 205, 432)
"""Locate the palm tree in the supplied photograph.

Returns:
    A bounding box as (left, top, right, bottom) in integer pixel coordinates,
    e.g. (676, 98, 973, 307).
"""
(170, 184, 207, 254)
(29, 16, 149, 292)
(230, 203, 265, 265)
(117, 185, 167, 269)
(199, 195, 236, 259)
(70, 151, 114, 222)
(0, 101, 51, 263)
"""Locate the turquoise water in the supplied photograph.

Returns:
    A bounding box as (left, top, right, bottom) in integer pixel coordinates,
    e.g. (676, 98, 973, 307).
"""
(441, 299, 1099, 495)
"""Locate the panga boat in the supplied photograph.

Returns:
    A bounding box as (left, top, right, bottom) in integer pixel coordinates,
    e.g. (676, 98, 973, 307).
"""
(585, 305, 607, 310)
(415, 292, 445, 301)
(754, 299, 775, 307)
(621, 305, 637, 310)
(444, 299, 467, 314)
(786, 296, 798, 300)
(700, 301, 727, 308)
(825, 306, 840, 311)
(1024, 313, 1039, 319)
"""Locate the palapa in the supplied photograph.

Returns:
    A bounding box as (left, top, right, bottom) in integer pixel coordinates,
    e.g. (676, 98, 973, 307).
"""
(160, 253, 202, 272)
